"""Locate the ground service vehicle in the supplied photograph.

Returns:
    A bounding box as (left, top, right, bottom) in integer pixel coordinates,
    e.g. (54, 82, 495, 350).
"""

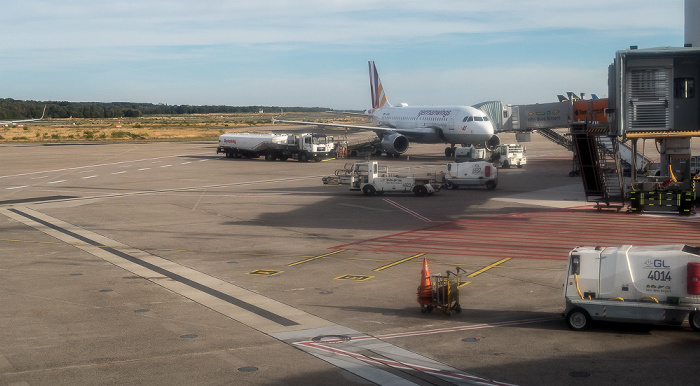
(217, 133, 334, 162)
(490, 144, 526, 168)
(454, 146, 487, 163)
(564, 244, 700, 331)
(444, 161, 497, 190)
(323, 161, 439, 196)
(417, 257, 465, 316)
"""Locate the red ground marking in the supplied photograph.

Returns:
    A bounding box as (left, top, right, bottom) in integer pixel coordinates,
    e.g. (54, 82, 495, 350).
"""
(331, 209, 700, 260)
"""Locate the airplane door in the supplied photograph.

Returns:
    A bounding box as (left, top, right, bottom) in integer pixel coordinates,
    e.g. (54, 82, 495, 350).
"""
(447, 115, 455, 132)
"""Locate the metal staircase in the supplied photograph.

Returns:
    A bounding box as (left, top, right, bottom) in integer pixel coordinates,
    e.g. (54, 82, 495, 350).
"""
(570, 123, 625, 209)
(537, 128, 573, 151)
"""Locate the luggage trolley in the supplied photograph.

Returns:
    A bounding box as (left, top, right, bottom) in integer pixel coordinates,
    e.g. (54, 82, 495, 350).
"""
(420, 267, 465, 316)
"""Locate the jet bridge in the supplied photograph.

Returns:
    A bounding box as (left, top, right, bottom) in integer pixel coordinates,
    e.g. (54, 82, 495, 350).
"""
(492, 100, 649, 209)
(475, 47, 700, 214)
(493, 101, 651, 169)
(608, 46, 700, 214)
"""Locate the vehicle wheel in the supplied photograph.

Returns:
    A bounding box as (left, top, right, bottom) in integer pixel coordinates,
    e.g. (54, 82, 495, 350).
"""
(426, 305, 433, 313)
(445, 147, 455, 157)
(486, 180, 496, 190)
(362, 185, 376, 196)
(298, 153, 308, 162)
(265, 153, 276, 161)
(454, 304, 462, 313)
(502, 160, 510, 169)
(445, 310, 452, 316)
(414, 185, 428, 197)
(569, 171, 576, 177)
(279, 156, 289, 161)
(445, 181, 455, 190)
(420, 305, 427, 313)
(566, 308, 592, 331)
(314, 157, 321, 162)
(517, 164, 523, 168)
(689, 311, 700, 331)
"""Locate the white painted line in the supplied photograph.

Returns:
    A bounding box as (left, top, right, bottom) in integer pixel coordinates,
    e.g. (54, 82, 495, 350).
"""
(111, 171, 127, 175)
(296, 341, 511, 385)
(383, 199, 432, 222)
(47, 180, 66, 184)
(0, 151, 211, 179)
(6, 185, 28, 190)
(82, 175, 97, 179)
(160, 165, 172, 168)
(30, 176, 49, 180)
(137, 168, 151, 171)
(181, 162, 192, 165)
(2, 206, 518, 386)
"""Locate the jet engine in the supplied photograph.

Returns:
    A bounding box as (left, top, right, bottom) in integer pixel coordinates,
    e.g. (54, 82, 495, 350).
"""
(485, 134, 500, 150)
(380, 133, 409, 155)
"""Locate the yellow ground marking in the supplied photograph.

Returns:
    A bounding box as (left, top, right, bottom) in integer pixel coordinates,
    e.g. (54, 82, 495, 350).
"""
(373, 253, 424, 272)
(466, 258, 511, 277)
(335, 274, 373, 281)
(287, 249, 345, 267)
(246, 269, 283, 276)
(457, 258, 512, 288)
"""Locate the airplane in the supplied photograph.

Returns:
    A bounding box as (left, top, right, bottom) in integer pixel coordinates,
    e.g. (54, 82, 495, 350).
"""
(274, 62, 497, 157)
(0, 105, 47, 127)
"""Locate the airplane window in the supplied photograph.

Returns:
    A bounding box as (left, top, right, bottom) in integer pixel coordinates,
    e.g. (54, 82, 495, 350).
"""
(482, 116, 489, 121)
(463, 116, 473, 122)
(474, 116, 483, 121)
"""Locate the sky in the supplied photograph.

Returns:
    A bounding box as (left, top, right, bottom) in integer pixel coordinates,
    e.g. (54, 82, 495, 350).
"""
(0, 1, 686, 110)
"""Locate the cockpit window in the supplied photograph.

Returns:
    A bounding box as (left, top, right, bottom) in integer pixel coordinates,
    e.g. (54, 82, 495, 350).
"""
(473, 116, 483, 121)
(482, 116, 489, 121)
(462, 116, 473, 122)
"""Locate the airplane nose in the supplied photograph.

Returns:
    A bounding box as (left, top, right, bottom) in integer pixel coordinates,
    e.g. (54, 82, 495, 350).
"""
(481, 122, 494, 140)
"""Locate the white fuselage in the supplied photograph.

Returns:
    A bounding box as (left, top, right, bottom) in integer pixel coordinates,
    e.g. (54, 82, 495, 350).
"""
(368, 105, 494, 146)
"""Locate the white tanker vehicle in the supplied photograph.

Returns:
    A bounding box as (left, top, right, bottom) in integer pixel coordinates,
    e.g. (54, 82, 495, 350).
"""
(217, 132, 334, 162)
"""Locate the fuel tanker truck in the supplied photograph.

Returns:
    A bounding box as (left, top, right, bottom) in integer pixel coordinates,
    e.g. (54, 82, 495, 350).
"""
(564, 244, 700, 331)
(217, 132, 334, 162)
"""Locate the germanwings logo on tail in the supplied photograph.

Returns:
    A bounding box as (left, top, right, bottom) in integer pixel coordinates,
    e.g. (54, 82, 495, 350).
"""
(369, 61, 389, 109)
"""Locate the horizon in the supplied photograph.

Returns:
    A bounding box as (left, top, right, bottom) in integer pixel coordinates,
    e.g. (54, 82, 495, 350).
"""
(1, 1, 684, 110)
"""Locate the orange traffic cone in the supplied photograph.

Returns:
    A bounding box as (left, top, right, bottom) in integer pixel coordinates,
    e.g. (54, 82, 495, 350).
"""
(416, 256, 432, 305)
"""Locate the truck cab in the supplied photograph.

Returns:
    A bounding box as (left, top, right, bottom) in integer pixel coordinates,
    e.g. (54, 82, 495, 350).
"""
(491, 144, 526, 168)
(444, 161, 497, 190)
(564, 244, 700, 331)
(290, 133, 335, 161)
(325, 161, 439, 197)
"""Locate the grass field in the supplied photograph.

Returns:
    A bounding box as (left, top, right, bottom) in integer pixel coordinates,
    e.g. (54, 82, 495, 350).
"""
(0, 112, 365, 143)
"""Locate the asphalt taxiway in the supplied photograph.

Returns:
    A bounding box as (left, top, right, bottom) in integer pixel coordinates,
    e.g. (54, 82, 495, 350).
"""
(1, 133, 699, 385)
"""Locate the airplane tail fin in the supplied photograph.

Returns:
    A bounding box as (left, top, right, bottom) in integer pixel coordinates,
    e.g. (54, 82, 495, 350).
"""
(369, 61, 390, 109)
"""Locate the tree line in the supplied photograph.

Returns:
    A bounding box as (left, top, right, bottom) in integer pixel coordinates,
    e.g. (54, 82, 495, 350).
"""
(0, 99, 329, 120)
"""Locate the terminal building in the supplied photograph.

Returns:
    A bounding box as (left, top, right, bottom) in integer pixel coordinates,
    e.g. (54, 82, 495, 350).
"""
(479, 2, 700, 214)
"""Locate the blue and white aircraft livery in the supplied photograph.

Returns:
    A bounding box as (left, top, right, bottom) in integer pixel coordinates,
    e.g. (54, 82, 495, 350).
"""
(275, 61, 497, 157)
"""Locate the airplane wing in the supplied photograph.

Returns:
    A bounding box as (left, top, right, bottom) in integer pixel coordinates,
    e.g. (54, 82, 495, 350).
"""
(0, 105, 46, 125)
(325, 110, 368, 117)
(272, 118, 397, 134)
